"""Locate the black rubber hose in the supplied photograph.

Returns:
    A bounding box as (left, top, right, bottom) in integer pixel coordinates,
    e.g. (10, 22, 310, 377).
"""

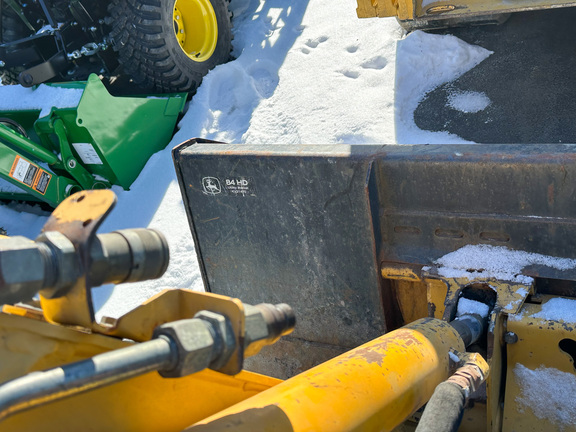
(415, 381, 466, 432)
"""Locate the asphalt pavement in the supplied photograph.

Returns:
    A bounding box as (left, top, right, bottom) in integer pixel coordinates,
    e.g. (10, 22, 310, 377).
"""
(414, 8, 576, 143)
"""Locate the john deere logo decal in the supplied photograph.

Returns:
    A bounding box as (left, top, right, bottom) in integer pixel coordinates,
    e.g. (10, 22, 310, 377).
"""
(202, 177, 222, 195)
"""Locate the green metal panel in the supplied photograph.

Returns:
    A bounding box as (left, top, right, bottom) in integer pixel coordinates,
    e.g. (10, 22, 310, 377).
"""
(68, 75, 187, 189)
(0, 74, 187, 206)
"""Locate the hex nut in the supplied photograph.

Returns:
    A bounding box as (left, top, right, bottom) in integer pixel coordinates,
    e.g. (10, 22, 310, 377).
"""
(243, 304, 296, 357)
(0, 236, 47, 304)
(194, 311, 236, 370)
(243, 304, 271, 357)
(36, 231, 79, 298)
(153, 318, 215, 378)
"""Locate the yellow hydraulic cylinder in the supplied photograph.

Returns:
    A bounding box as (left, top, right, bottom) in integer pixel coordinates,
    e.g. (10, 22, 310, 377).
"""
(187, 318, 465, 432)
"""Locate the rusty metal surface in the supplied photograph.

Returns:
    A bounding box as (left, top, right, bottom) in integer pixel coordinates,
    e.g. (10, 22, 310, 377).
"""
(447, 353, 489, 397)
(370, 144, 576, 280)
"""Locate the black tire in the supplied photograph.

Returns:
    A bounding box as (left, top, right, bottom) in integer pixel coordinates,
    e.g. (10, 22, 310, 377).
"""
(1, 2, 29, 85)
(0, 69, 19, 85)
(108, 0, 232, 93)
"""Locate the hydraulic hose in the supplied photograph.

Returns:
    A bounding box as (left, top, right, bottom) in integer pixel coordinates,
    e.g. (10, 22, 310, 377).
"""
(415, 358, 488, 432)
(415, 381, 466, 432)
(416, 313, 490, 432)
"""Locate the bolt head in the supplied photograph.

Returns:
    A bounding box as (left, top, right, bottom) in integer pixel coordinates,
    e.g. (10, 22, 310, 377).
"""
(20, 73, 34, 86)
(243, 304, 271, 357)
(504, 331, 518, 344)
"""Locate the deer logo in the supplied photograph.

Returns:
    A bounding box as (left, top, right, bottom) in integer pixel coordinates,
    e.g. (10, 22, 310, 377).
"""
(202, 177, 222, 195)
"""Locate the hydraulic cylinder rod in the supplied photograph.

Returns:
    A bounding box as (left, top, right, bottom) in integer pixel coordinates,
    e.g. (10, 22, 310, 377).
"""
(449, 313, 484, 347)
(187, 317, 466, 432)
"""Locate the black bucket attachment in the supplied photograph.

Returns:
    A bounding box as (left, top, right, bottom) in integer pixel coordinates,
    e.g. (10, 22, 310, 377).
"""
(173, 140, 576, 378)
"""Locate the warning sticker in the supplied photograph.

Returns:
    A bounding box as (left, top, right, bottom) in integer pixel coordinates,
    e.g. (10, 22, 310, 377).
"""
(11, 157, 37, 186)
(9, 156, 52, 195)
(35, 171, 51, 194)
(72, 143, 103, 165)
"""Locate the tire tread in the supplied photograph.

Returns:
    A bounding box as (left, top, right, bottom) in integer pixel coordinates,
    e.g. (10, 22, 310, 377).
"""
(108, 0, 232, 92)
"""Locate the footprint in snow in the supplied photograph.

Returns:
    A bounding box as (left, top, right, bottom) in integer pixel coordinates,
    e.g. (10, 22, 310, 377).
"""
(247, 61, 279, 99)
(208, 65, 258, 115)
(300, 35, 329, 54)
(338, 69, 360, 79)
(336, 51, 387, 78)
(360, 56, 388, 70)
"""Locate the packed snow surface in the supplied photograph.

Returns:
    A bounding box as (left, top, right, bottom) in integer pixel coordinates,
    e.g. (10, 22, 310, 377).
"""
(448, 90, 491, 113)
(431, 244, 576, 284)
(456, 297, 490, 318)
(527, 297, 576, 323)
(394, 30, 492, 143)
(515, 364, 576, 427)
(0, 85, 83, 118)
(0, 0, 496, 319)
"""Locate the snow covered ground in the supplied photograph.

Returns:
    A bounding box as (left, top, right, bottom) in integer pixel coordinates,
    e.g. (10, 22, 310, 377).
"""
(0, 0, 494, 320)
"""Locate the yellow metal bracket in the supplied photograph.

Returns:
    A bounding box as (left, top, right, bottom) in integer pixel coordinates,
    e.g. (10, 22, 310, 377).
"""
(6, 288, 249, 375)
(503, 295, 576, 431)
(381, 263, 535, 320)
(96, 289, 247, 375)
(39, 190, 117, 328)
(421, 272, 534, 321)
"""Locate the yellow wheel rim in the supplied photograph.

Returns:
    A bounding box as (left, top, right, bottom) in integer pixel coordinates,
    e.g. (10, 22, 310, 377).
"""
(173, 0, 218, 62)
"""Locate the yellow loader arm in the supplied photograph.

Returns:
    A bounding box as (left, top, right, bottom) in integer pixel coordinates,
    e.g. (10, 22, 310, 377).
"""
(356, 0, 576, 29)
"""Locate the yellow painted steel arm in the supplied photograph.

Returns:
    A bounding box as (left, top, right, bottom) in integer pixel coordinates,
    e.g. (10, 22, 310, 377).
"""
(356, 0, 400, 18)
(187, 318, 465, 432)
(0, 311, 281, 432)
